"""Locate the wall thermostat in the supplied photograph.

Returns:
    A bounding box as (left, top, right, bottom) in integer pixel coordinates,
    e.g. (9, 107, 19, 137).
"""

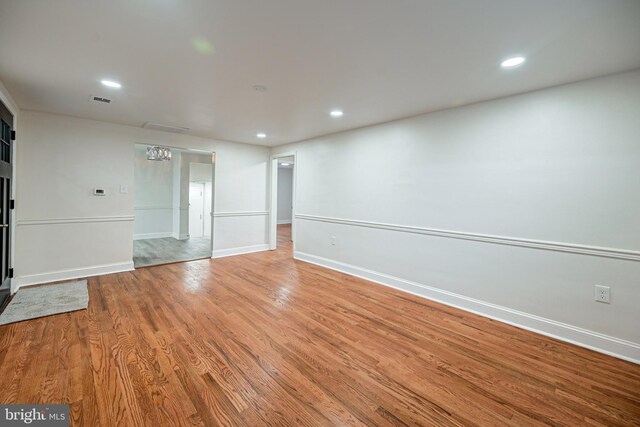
(93, 187, 106, 196)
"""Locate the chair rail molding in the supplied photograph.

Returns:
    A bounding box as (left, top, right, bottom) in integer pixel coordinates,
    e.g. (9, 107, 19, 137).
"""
(295, 214, 640, 262)
(16, 215, 135, 226)
(213, 211, 269, 218)
(134, 205, 173, 210)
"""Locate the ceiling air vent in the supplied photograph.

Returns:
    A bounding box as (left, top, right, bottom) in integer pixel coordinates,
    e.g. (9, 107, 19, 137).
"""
(89, 95, 111, 104)
(142, 122, 190, 134)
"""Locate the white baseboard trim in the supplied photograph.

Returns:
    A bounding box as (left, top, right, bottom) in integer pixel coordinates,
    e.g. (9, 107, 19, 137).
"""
(277, 220, 292, 225)
(172, 233, 190, 241)
(213, 244, 270, 259)
(294, 251, 640, 365)
(133, 232, 173, 240)
(14, 261, 135, 291)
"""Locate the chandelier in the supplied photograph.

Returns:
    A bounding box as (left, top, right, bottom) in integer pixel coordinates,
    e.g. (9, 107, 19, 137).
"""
(147, 146, 172, 161)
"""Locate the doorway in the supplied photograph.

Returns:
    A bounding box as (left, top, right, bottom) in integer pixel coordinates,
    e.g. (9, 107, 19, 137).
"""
(132, 145, 215, 268)
(270, 153, 296, 252)
(0, 100, 13, 308)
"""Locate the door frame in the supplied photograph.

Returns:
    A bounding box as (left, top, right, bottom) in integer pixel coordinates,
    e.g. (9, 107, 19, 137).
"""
(0, 88, 17, 294)
(132, 144, 216, 266)
(269, 152, 296, 250)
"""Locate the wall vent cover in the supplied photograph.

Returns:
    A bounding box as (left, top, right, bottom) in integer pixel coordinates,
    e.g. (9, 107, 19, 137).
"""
(142, 122, 190, 133)
(89, 95, 111, 104)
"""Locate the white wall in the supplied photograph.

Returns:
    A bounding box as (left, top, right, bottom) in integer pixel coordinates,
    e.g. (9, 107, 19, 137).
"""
(133, 145, 174, 239)
(190, 162, 214, 183)
(15, 111, 270, 286)
(277, 167, 293, 224)
(272, 69, 640, 363)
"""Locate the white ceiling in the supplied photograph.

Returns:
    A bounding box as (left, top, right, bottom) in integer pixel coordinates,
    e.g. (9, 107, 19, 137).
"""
(1, 0, 639, 147)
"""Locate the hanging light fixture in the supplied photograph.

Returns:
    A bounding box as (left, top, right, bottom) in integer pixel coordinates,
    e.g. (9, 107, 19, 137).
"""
(147, 146, 172, 161)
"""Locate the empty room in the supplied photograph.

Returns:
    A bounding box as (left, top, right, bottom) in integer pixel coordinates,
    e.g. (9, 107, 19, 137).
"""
(0, 1, 639, 426)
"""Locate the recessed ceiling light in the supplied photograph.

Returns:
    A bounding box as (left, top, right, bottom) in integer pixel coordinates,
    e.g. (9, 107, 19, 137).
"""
(330, 110, 343, 117)
(280, 162, 291, 166)
(500, 56, 526, 68)
(256, 132, 266, 139)
(101, 79, 122, 88)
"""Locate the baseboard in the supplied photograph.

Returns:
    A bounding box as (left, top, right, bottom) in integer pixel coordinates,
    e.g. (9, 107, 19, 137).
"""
(133, 232, 173, 240)
(172, 233, 190, 241)
(294, 251, 640, 364)
(14, 261, 135, 291)
(213, 244, 270, 259)
(277, 220, 292, 225)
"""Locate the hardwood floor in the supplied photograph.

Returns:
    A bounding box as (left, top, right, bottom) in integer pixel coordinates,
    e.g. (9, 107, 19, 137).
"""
(0, 224, 639, 426)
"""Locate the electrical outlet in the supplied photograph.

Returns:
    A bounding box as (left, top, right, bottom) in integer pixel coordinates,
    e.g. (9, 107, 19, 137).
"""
(594, 285, 610, 304)
(331, 236, 337, 246)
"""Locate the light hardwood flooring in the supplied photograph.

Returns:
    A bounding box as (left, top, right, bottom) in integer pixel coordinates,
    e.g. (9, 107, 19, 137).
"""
(0, 224, 638, 426)
(133, 236, 211, 268)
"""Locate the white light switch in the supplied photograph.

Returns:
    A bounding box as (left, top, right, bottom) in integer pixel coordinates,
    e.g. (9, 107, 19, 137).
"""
(120, 184, 128, 194)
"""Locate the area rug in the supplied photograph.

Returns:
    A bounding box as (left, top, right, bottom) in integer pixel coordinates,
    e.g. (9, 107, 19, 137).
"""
(0, 280, 88, 325)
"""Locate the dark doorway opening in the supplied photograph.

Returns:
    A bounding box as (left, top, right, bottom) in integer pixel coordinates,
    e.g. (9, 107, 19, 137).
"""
(0, 99, 14, 310)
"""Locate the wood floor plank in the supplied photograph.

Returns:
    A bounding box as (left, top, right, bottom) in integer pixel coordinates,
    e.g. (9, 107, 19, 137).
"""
(0, 224, 638, 426)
